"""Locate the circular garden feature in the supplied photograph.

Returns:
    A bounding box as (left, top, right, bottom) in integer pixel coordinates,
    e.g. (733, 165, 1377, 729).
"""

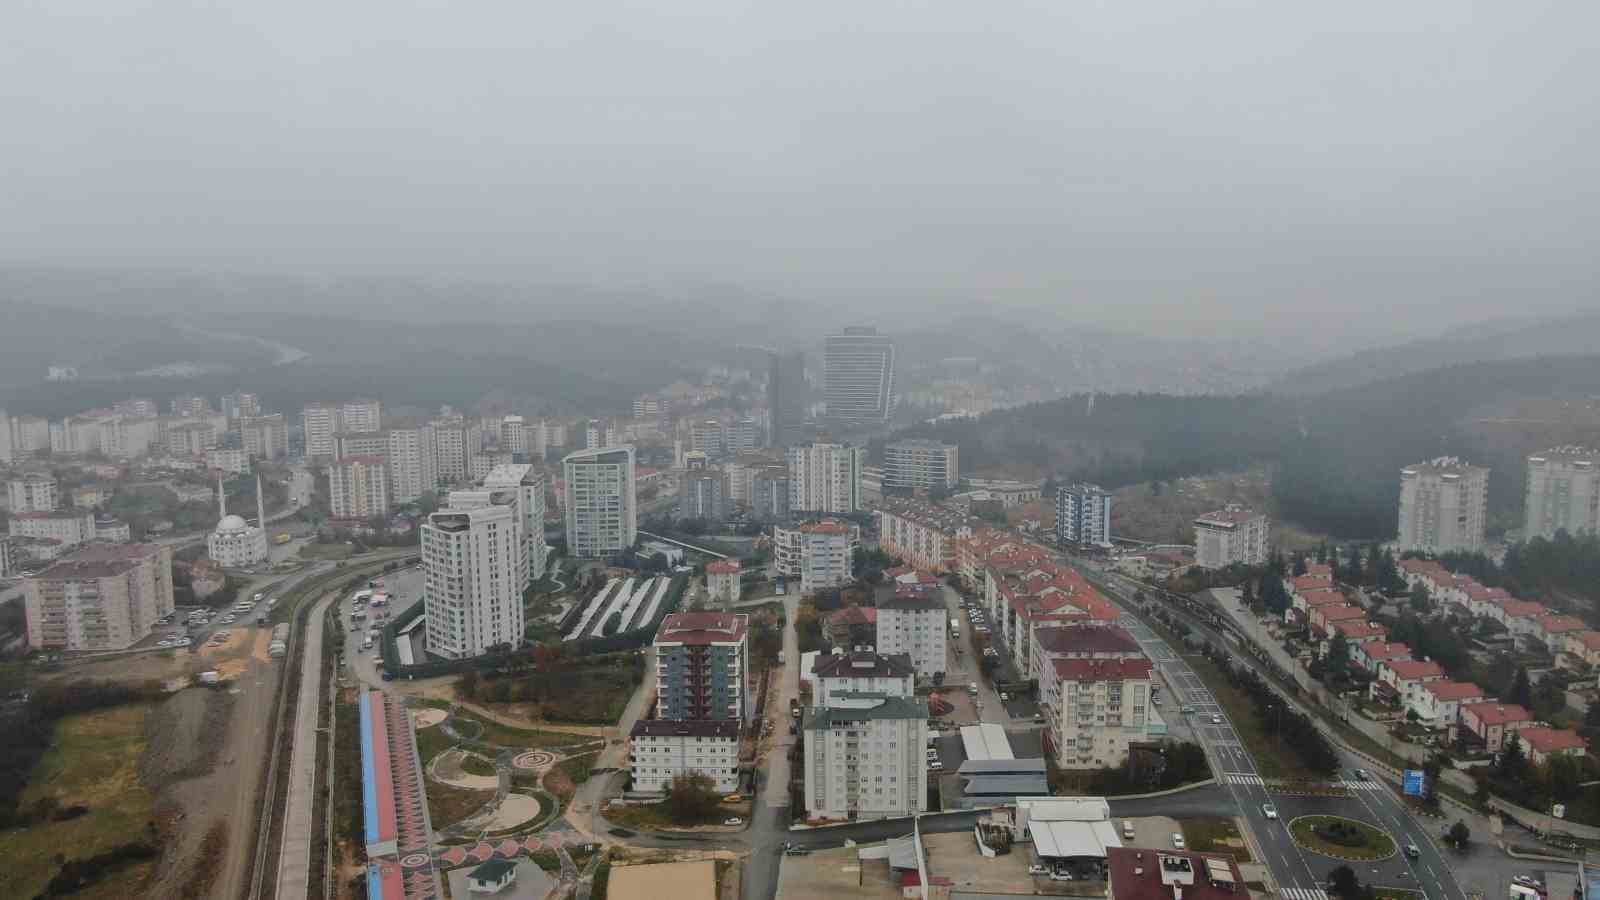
(1288, 815, 1397, 861)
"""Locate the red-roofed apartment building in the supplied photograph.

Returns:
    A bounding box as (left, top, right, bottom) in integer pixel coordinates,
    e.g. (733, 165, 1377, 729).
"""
(1039, 656, 1155, 769)
(1030, 625, 1144, 681)
(987, 559, 1120, 674)
(1460, 703, 1532, 753)
(1289, 588, 1347, 626)
(1534, 614, 1586, 648)
(1514, 726, 1589, 765)
(653, 612, 751, 723)
(1495, 600, 1551, 638)
(705, 559, 742, 606)
(1563, 631, 1600, 667)
(1372, 659, 1445, 706)
(1410, 680, 1486, 736)
(1310, 604, 1368, 637)
(1352, 641, 1412, 674)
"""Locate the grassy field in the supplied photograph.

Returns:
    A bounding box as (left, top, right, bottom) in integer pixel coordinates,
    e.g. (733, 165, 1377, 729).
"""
(0, 704, 158, 899)
(299, 542, 355, 560)
(1180, 817, 1253, 862)
(459, 753, 497, 777)
(426, 781, 493, 829)
(457, 714, 599, 751)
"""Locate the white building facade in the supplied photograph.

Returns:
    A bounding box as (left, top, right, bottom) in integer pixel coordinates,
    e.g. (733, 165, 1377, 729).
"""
(1524, 447, 1600, 540)
(773, 520, 858, 595)
(1398, 457, 1489, 554)
(1056, 483, 1113, 547)
(882, 439, 959, 491)
(1039, 657, 1153, 769)
(562, 446, 637, 558)
(482, 463, 548, 584)
(422, 494, 524, 659)
(786, 442, 864, 514)
(803, 691, 928, 820)
(874, 593, 947, 679)
(1193, 505, 1269, 569)
(8, 474, 59, 513)
(628, 720, 741, 794)
(329, 456, 392, 520)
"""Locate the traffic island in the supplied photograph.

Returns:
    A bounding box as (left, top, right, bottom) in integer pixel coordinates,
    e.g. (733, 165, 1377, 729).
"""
(1288, 815, 1397, 861)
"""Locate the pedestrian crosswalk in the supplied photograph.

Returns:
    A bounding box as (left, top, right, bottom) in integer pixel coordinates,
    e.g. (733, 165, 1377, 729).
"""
(1339, 780, 1384, 792)
(1281, 888, 1330, 900)
(1226, 773, 1265, 786)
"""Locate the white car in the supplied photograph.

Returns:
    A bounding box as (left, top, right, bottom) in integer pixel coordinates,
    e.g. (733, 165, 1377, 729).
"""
(723, 817, 743, 826)
(1262, 803, 1278, 820)
(1171, 833, 1185, 849)
(175, 637, 193, 647)
(156, 639, 176, 648)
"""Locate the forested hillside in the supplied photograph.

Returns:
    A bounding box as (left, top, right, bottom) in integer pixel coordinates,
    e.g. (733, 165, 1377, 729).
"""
(892, 354, 1600, 539)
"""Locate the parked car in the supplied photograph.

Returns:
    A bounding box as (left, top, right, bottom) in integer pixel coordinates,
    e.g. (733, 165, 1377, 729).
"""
(723, 817, 743, 826)
(1171, 833, 1185, 849)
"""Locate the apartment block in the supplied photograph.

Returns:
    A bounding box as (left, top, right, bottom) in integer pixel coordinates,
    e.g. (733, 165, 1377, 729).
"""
(340, 399, 383, 434)
(1039, 657, 1153, 769)
(9, 510, 97, 549)
(1524, 447, 1600, 540)
(302, 404, 341, 461)
(481, 463, 548, 584)
(1056, 483, 1113, 547)
(654, 612, 750, 722)
(334, 430, 389, 459)
(1029, 625, 1144, 681)
(678, 470, 728, 521)
(750, 467, 791, 522)
(628, 719, 741, 794)
(811, 650, 916, 704)
(786, 441, 864, 514)
(875, 585, 947, 679)
(240, 414, 289, 460)
(1193, 505, 1269, 569)
(421, 494, 524, 660)
(166, 421, 217, 456)
(562, 446, 637, 559)
(24, 543, 175, 651)
(802, 691, 927, 820)
(773, 519, 858, 595)
(8, 474, 59, 513)
(874, 498, 980, 573)
(204, 448, 251, 475)
(1398, 457, 1489, 554)
(767, 350, 808, 447)
(882, 439, 958, 492)
(705, 560, 742, 607)
(329, 456, 392, 520)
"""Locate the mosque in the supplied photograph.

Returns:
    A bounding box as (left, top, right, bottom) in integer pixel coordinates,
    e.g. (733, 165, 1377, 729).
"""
(208, 474, 269, 567)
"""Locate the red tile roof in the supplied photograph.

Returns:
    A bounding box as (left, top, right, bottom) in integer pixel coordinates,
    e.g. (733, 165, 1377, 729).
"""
(1052, 658, 1153, 682)
(1569, 631, 1600, 652)
(1034, 625, 1143, 657)
(1464, 703, 1531, 727)
(1515, 726, 1587, 755)
(1535, 614, 1586, 634)
(1385, 659, 1444, 680)
(1333, 621, 1388, 641)
(1301, 589, 1348, 608)
(1306, 563, 1333, 578)
(1500, 600, 1548, 618)
(1318, 605, 1368, 623)
(1108, 848, 1243, 900)
(1293, 575, 1334, 592)
(656, 612, 749, 645)
(1362, 642, 1411, 662)
(1424, 680, 1485, 702)
(706, 560, 741, 575)
(827, 606, 877, 627)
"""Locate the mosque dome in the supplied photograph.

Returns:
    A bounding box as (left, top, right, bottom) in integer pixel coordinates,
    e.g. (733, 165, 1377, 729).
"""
(217, 514, 249, 533)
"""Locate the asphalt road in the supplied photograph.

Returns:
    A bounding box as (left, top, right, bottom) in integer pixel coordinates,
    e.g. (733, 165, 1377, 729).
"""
(275, 586, 338, 899)
(1092, 572, 1472, 900)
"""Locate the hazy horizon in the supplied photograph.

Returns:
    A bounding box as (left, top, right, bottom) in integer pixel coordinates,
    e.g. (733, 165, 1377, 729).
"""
(4, 1, 1598, 343)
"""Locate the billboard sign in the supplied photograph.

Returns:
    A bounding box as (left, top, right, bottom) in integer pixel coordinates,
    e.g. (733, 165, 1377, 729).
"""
(1402, 769, 1426, 796)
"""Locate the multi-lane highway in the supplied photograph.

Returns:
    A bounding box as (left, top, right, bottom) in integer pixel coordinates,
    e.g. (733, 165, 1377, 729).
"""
(1096, 575, 1471, 900)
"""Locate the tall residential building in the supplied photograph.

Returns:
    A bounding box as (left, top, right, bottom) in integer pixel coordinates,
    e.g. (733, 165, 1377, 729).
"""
(678, 470, 727, 521)
(482, 464, 548, 584)
(240, 413, 289, 460)
(823, 326, 895, 425)
(171, 394, 211, 417)
(803, 686, 927, 820)
(690, 419, 724, 457)
(750, 466, 791, 522)
(329, 456, 392, 520)
(302, 404, 341, 461)
(786, 441, 864, 514)
(387, 423, 439, 503)
(767, 350, 808, 448)
(1397, 457, 1489, 554)
(10, 415, 51, 457)
(876, 587, 947, 679)
(653, 612, 751, 722)
(883, 439, 959, 492)
(24, 543, 175, 651)
(221, 392, 261, 419)
(875, 498, 981, 573)
(498, 416, 528, 455)
(773, 519, 858, 595)
(1039, 657, 1154, 769)
(1193, 505, 1269, 569)
(0, 409, 13, 463)
(562, 446, 637, 558)
(8, 474, 60, 513)
(1056, 483, 1113, 547)
(0, 537, 13, 578)
(421, 493, 524, 660)
(1524, 447, 1600, 540)
(166, 421, 217, 456)
(334, 430, 389, 459)
(431, 416, 471, 485)
(205, 448, 250, 475)
(340, 399, 383, 434)
(98, 417, 160, 459)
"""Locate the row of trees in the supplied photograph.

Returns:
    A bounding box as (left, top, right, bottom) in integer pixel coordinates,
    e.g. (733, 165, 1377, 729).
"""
(1197, 644, 1341, 774)
(1435, 531, 1600, 617)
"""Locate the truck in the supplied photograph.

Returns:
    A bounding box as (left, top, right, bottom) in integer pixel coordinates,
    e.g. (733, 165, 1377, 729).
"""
(272, 532, 292, 545)
(198, 670, 221, 686)
(268, 622, 290, 658)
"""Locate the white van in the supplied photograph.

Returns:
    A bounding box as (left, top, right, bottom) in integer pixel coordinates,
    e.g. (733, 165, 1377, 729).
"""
(1123, 821, 1136, 840)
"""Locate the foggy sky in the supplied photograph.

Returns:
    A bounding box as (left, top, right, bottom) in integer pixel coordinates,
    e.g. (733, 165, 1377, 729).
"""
(2, 1, 1597, 341)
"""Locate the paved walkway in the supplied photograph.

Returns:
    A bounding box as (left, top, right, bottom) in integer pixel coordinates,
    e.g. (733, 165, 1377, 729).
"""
(275, 586, 338, 900)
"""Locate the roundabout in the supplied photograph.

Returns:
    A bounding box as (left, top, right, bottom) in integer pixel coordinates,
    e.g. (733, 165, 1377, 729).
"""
(1288, 815, 1397, 861)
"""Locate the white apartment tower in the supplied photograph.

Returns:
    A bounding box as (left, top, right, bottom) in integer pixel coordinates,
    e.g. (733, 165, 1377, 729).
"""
(1397, 457, 1489, 554)
(562, 446, 637, 558)
(1193, 505, 1269, 569)
(8, 474, 60, 513)
(1039, 657, 1154, 769)
(482, 463, 548, 584)
(340, 399, 383, 434)
(431, 416, 471, 485)
(1524, 447, 1600, 540)
(875, 591, 948, 679)
(803, 690, 928, 821)
(773, 520, 857, 595)
(882, 439, 959, 491)
(386, 423, 439, 503)
(786, 442, 864, 514)
(1056, 483, 1113, 547)
(302, 404, 341, 461)
(422, 492, 524, 659)
(823, 327, 896, 424)
(328, 456, 392, 520)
